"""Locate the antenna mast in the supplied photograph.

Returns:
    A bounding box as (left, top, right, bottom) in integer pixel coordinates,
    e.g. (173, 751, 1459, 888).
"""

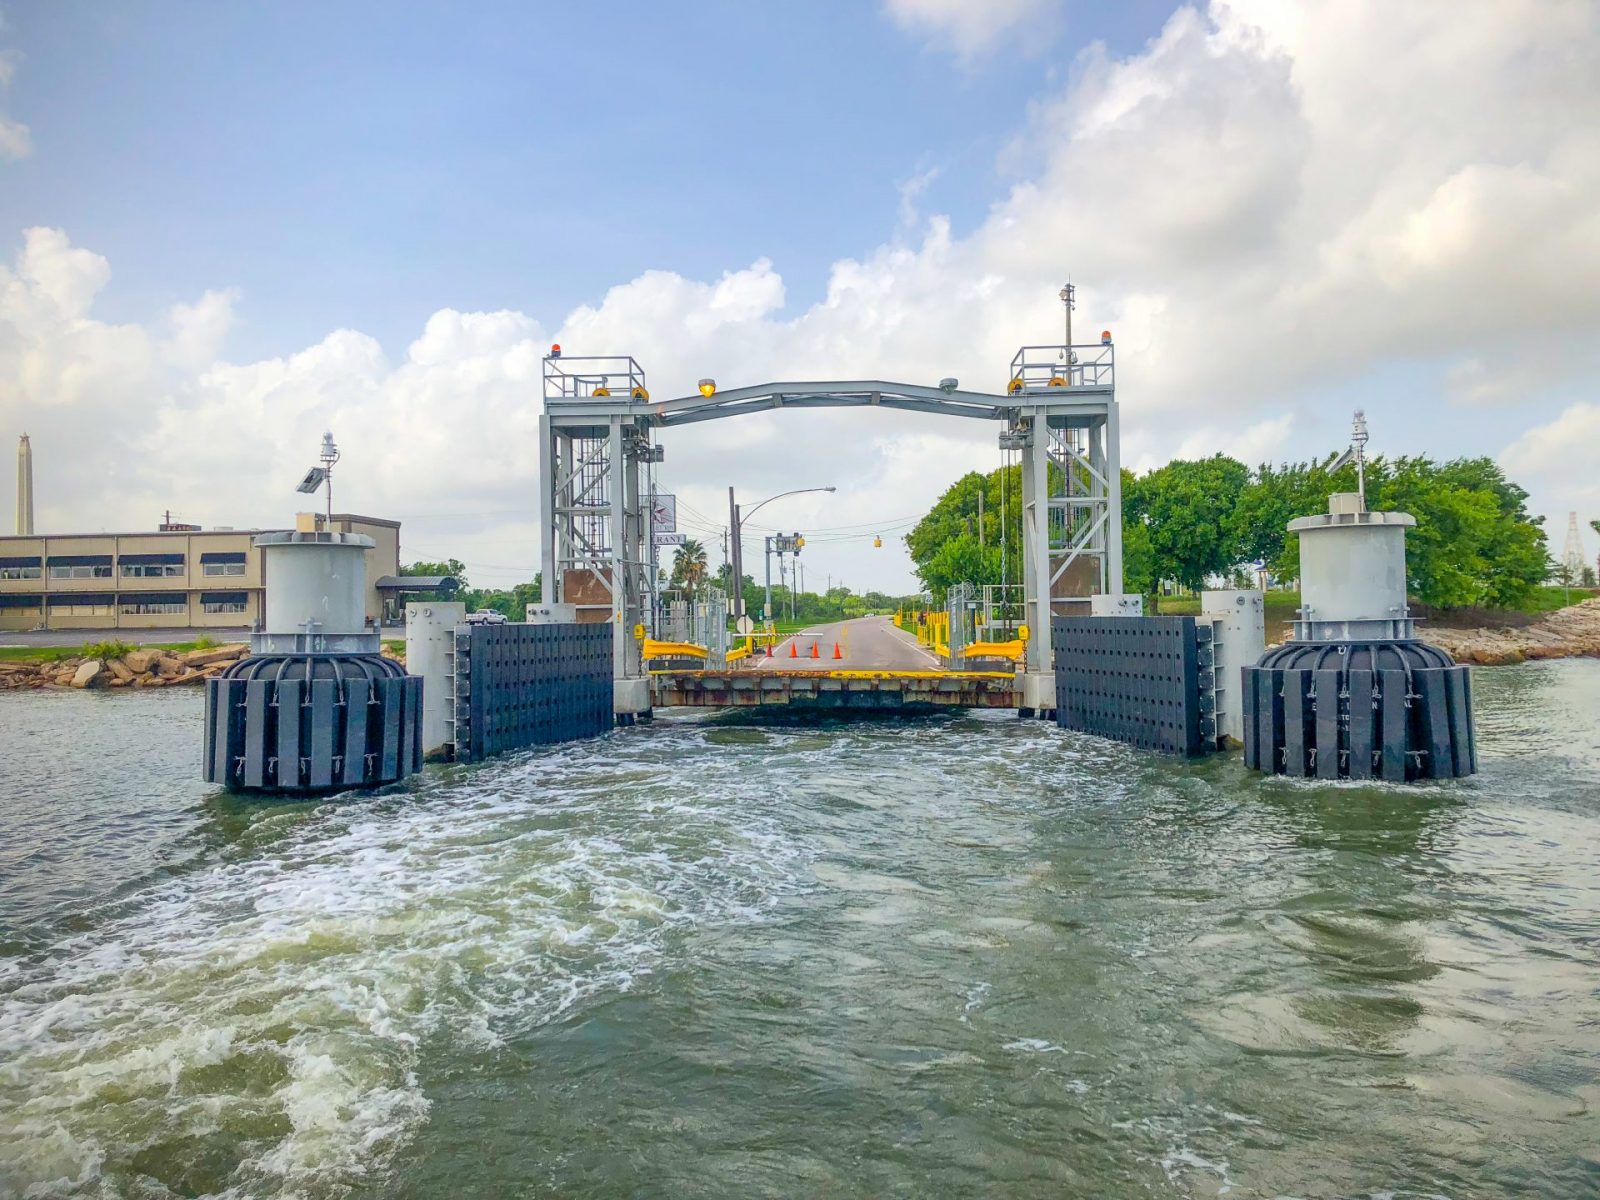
(319, 431, 340, 528)
(295, 430, 341, 527)
(1351, 409, 1369, 510)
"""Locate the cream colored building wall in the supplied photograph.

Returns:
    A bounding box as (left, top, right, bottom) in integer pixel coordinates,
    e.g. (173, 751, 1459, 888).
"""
(0, 601, 43, 631)
(0, 536, 47, 627)
(0, 520, 396, 632)
(333, 515, 401, 623)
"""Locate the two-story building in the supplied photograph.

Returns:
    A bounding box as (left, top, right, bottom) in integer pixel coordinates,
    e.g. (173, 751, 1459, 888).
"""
(0, 513, 403, 632)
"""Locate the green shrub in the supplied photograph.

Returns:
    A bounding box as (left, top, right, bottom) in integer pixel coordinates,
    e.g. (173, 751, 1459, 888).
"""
(82, 640, 137, 661)
(192, 635, 219, 650)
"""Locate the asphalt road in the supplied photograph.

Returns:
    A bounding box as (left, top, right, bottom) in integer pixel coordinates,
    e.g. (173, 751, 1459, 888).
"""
(753, 615, 942, 672)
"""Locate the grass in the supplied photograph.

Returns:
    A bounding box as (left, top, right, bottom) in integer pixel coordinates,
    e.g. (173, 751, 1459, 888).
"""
(1149, 590, 1301, 616)
(1148, 590, 1302, 642)
(0, 646, 78, 664)
(1512, 585, 1597, 615)
(1157, 584, 1595, 634)
(0, 635, 246, 666)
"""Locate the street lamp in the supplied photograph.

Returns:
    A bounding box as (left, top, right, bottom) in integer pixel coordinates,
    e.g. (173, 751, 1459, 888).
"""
(726, 485, 835, 626)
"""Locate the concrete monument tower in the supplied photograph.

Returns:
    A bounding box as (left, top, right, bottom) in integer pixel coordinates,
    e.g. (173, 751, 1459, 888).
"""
(15, 433, 33, 535)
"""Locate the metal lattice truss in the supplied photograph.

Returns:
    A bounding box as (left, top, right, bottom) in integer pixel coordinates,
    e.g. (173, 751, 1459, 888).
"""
(540, 351, 1120, 683)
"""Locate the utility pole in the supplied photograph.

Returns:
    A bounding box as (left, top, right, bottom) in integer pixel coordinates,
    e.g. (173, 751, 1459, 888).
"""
(729, 486, 746, 625)
(763, 535, 773, 622)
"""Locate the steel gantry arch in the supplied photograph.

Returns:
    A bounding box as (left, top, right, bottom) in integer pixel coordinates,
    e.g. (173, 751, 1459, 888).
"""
(537, 343, 1123, 717)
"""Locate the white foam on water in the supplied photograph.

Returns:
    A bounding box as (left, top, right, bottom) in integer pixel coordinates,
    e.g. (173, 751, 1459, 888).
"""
(0, 739, 813, 1199)
(1001, 1037, 1074, 1054)
(959, 979, 990, 1023)
(1113, 1110, 1247, 1196)
(1161, 1144, 1235, 1194)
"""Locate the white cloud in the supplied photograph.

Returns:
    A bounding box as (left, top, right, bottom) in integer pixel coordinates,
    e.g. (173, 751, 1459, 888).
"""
(1502, 403, 1600, 534)
(883, 0, 1057, 59)
(164, 289, 238, 371)
(1170, 414, 1293, 470)
(4, 1, 1600, 589)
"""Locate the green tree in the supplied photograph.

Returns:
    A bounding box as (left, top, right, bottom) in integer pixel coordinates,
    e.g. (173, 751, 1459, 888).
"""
(1120, 468, 1156, 595)
(671, 539, 709, 592)
(1233, 454, 1549, 608)
(401, 558, 469, 591)
(1230, 460, 1356, 577)
(1134, 455, 1250, 591)
(1425, 457, 1547, 608)
(905, 464, 1030, 599)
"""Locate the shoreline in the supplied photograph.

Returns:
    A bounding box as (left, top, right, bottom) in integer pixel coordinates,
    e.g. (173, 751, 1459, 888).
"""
(0, 642, 406, 691)
(1421, 598, 1600, 666)
(0, 644, 252, 691)
(5, 600, 1598, 692)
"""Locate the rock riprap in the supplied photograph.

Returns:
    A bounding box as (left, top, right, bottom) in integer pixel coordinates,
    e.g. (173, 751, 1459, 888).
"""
(0, 644, 251, 691)
(0, 642, 409, 691)
(1425, 598, 1600, 665)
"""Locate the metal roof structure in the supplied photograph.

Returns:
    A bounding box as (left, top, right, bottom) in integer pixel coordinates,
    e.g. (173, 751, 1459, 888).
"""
(538, 345, 1123, 704)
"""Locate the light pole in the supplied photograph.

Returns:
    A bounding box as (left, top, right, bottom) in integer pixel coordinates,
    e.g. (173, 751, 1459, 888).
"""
(729, 485, 835, 624)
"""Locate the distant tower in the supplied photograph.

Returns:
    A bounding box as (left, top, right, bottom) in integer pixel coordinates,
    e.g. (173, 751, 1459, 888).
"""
(15, 434, 33, 536)
(1562, 512, 1584, 581)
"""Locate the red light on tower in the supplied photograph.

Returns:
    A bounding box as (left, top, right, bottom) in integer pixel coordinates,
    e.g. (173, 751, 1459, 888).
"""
(549, 343, 562, 359)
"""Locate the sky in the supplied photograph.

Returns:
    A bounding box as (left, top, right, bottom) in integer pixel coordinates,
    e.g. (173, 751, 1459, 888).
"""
(1, 0, 1598, 592)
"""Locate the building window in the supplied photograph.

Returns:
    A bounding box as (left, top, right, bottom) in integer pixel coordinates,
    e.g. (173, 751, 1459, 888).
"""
(49, 564, 114, 579)
(120, 599, 188, 615)
(200, 590, 249, 615)
(0, 594, 42, 610)
(202, 561, 246, 577)
(0, 566, 41, 579)
(49, 601, 115, 616)
(119, 555, 185, 578)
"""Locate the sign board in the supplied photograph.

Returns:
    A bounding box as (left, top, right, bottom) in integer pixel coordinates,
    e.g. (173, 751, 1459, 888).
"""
(653, 532, 686, 547)
(650, 494, 677, 534)
(735, 615, 754, 635)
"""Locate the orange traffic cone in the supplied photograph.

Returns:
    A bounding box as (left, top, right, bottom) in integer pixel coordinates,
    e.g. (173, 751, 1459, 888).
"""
(788, 640, 798, 658)
(832, 642, 843, 660)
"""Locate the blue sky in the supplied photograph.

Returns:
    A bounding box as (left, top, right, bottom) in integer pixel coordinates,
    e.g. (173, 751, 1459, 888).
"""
(2, 1, 1173, 360)
(1, 1, 1597, 591)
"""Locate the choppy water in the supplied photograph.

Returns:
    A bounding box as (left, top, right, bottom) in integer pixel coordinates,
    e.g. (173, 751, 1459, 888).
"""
(1, 662, 1598, 1199)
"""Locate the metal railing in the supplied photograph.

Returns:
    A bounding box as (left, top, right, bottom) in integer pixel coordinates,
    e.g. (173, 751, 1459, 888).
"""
(1008, 342, 1114, 392)
(542, 354, 649, 402)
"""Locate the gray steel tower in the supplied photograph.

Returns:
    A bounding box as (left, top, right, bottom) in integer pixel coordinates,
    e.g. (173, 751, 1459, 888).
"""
(15, 433, 33, 535)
